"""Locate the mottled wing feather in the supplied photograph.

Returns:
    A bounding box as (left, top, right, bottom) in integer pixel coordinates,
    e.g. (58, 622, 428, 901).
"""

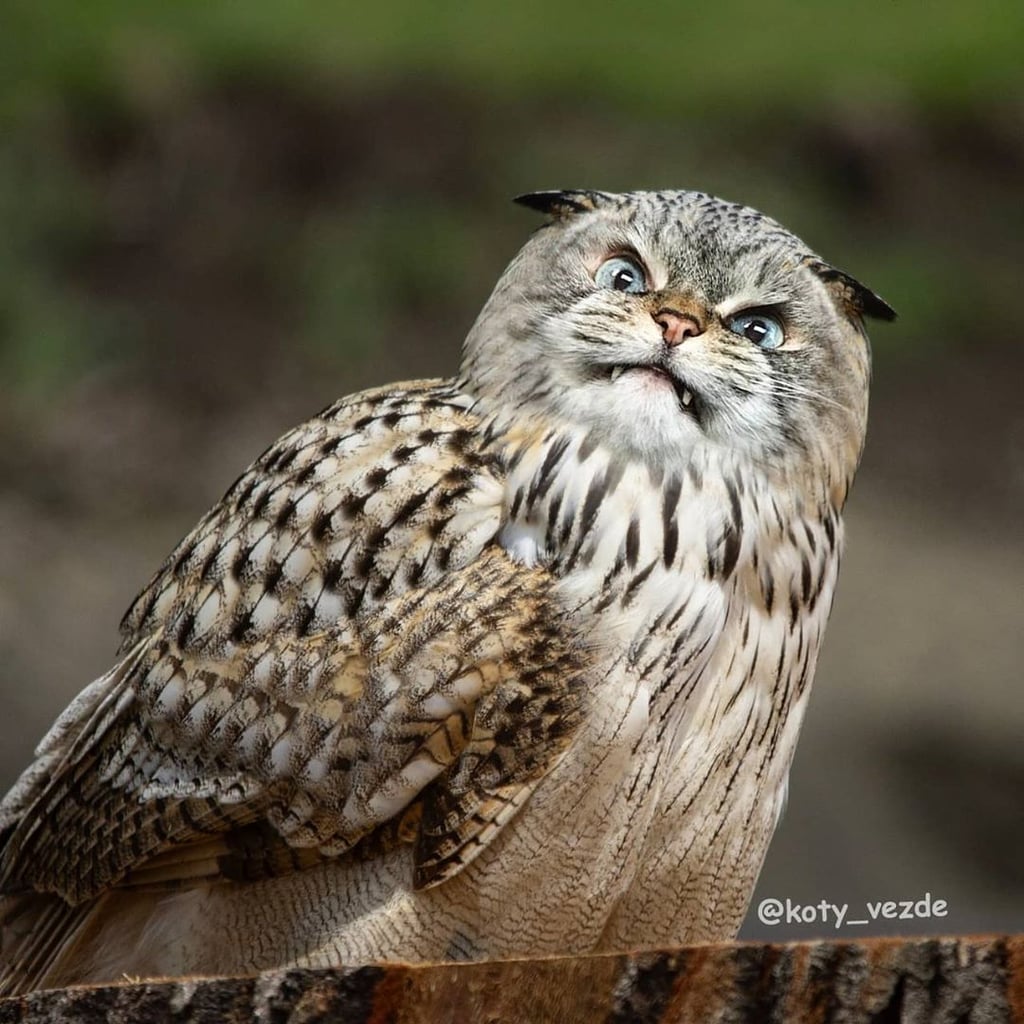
(119, 823, 332, 889)
(0, 641, 152, 900)
(0, 631, 271, 902)
(0, 378, 591, 905)
(119, 379, 503, 654)
(0, 642, 145, 844)
(413, 597, 588, 889)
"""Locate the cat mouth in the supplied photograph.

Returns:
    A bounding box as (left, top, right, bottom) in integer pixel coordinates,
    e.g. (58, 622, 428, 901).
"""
(606, 364, 701, 420)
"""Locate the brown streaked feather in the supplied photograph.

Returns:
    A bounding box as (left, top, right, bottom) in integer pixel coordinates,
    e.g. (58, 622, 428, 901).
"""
(0, 894, 95, 997)
(119, 825, 330, 890)
(415, 784, 537, 890)
(413, 588, 590, 889)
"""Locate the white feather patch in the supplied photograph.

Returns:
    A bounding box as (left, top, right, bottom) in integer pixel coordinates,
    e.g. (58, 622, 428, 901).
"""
(498, 520, 547, 567)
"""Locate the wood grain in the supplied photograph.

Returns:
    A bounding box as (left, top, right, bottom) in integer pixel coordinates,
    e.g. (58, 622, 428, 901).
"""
(0, 934, 1019, 1023)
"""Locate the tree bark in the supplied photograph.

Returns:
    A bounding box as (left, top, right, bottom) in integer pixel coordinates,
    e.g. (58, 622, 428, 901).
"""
(0, 934, 1019, 1023)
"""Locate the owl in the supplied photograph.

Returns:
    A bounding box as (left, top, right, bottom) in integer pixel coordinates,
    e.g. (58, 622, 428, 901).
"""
(0, 189, 893, 994)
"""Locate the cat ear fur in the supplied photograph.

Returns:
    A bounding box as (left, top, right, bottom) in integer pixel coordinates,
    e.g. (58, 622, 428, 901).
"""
(514, 190, 610, 219)
(804, 258, 897, 322)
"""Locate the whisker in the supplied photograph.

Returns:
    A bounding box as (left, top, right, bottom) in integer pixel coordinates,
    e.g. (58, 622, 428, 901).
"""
(770, 381, 852, 414)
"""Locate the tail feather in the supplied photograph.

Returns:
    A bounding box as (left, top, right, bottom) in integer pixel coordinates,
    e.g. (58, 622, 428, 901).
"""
(0, 894, 91, 996)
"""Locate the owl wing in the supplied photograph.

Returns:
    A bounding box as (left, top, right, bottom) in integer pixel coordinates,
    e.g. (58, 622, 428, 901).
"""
(0, 379, 590, 905)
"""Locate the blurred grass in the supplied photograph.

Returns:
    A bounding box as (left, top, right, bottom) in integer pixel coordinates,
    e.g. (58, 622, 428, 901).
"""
(3, 1, 1023, 116)
(295, 200, 488, 363)
(0, 130, 127, 396)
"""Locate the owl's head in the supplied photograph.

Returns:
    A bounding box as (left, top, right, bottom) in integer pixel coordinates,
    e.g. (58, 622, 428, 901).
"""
(461, 189, 894, 499)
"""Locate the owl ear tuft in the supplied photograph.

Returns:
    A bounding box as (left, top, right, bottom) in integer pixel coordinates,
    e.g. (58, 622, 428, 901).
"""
(805, 258, 897, 322)
(514, 190, 608, 219)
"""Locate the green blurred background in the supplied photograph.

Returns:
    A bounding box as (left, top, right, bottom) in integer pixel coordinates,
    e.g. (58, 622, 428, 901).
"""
(1, 1, 1022, 943)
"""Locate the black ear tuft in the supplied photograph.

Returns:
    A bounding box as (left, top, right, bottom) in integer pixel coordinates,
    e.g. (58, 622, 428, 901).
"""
(513, 190, 608, 219)
(805, 259, 897, 322)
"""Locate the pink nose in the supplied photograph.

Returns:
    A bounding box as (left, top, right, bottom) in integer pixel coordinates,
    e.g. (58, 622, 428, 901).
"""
(654, 309, 702, 347)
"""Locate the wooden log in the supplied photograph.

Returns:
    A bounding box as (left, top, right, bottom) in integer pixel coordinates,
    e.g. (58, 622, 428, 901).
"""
(0, 934, 1019, 1023)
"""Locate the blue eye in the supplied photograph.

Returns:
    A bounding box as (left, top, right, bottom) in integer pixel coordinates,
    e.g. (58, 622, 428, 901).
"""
(595, 256, 647, 294)
(727, 311, 785, 350)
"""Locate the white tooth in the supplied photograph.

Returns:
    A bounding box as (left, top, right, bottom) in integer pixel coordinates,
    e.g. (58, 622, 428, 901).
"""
(610, 367, 624, 382)
(681, 389, 693, 407)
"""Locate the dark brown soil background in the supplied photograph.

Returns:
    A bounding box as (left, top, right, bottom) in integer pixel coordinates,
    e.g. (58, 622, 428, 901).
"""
(0, 79, 1021, 945)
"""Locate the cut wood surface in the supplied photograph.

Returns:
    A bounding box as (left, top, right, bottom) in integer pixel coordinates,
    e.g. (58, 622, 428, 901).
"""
(0, 934, 1020, 1023)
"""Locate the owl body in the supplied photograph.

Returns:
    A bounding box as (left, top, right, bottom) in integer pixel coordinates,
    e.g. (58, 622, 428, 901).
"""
(0, 190, 891, 993)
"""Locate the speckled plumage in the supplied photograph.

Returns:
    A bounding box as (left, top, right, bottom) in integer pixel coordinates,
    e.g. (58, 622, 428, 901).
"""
(0, 189, 893, 993)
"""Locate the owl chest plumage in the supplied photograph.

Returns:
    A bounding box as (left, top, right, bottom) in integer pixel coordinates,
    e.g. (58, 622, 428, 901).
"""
(479, 420, 840, 942)
(495, 421, 836, 735)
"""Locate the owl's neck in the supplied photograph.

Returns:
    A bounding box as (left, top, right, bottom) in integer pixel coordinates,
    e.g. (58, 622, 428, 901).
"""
(480, 407, 842, 570)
